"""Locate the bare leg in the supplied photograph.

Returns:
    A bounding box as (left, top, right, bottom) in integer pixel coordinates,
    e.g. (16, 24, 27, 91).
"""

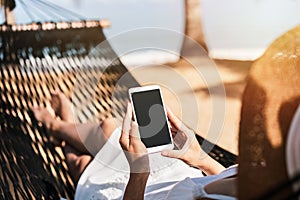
(50, 91, 121, 154)
(32, 92, 121, 183)
(33, 107, 120, 183)
(63, 118, 119, 183)
(52, 118, 120, 155)
(32, 106, 120, 155)
(64, 144, 92, 183)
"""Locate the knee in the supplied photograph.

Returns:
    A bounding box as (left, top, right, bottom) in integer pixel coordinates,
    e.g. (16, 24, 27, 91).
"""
(64, 144, 92, 183)
(100, 118, 120, 139)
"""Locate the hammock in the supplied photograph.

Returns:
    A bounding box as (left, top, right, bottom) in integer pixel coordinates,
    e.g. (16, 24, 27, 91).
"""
(0, 2, 236, 199)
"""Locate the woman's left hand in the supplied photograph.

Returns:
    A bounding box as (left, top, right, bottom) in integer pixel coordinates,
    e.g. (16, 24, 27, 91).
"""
(119, 103, 150, 174)
(162, 108, 225, 175)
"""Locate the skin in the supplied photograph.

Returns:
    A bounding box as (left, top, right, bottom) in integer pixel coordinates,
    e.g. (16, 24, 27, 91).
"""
(119, 104, 150, 200)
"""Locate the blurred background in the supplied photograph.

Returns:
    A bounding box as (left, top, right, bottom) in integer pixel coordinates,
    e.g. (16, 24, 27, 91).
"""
(2, 0, 300, 65)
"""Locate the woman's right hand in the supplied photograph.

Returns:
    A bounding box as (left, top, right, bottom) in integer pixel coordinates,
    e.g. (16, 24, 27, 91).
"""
(161, 108, 225, 175)
(120, 103, 149, 200)
(119, 103, 150, 174)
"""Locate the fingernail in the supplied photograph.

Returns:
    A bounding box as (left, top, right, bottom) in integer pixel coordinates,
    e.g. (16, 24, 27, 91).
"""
(161, 151, 167, 156)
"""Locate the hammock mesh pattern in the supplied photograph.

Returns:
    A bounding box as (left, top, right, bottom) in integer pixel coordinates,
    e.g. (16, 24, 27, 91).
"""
(0, 21, 236, 199)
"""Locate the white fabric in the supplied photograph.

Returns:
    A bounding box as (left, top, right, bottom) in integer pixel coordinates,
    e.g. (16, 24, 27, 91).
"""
(75, 127, 237, 200)
(286, 105, 300, 198)
(166, 165, 237, 200)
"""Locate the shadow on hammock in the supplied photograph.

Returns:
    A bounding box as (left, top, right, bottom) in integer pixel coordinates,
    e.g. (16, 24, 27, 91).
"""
(0, 112, 65, 199)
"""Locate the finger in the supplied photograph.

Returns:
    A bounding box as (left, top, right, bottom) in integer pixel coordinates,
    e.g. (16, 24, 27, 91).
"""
(170, 125, 178, 133)
(122, 102, 132, 134)
(168, 120, 178, 133)
(166, 107, 183, 130)
(182, 130, 196, 149)
(120, 103, 132, 147)
(129, 121, 143, 147)
(130, 121, 140, 138)
(161, 149, 181, 159)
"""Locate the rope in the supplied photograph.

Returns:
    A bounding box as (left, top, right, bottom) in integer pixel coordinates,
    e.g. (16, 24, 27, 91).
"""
(32, 0, 85, 20)
(27, 0, 64, 21)
(14, 0, 36, 22)
(1, 0, 86, 23)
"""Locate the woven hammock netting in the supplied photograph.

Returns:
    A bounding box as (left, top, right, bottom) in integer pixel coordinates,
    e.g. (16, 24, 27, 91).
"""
(0, 0, 236, 199)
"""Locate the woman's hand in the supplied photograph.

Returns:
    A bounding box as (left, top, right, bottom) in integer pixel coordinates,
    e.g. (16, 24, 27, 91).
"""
(161, 108, 225, 175)
(120, 103, 149, 200)
(161, 108, 205, 167)
(119, 103, 150, 174)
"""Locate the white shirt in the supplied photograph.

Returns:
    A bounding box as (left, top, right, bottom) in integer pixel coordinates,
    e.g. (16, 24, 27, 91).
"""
(75, 127, 237, 200)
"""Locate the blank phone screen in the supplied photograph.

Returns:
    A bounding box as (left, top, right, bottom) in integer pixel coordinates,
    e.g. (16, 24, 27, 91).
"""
(131, 89, 172, 148)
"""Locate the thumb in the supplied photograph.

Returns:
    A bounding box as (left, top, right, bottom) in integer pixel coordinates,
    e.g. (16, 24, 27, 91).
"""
(161, 149, 181, 159)
(129, 121, 140, 141)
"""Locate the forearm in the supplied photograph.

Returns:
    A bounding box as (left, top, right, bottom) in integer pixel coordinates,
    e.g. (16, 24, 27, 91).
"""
(194, 155, 225, 175)
(123, 173, 149, 200)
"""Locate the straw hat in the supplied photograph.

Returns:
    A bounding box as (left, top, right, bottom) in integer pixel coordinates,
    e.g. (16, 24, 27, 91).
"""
(238, 25, 300, 199)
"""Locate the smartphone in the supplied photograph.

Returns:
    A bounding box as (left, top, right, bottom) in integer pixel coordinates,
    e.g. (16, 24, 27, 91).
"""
(128, 85, 174, 153)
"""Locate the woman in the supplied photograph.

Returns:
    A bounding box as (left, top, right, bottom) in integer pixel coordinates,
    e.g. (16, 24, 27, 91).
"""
(32, 91, 237, 199)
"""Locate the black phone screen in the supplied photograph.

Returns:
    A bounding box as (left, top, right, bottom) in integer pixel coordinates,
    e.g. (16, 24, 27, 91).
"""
(131, 89, 172, 148)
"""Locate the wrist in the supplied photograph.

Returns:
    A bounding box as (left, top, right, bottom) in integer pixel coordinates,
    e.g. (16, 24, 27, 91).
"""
(129, 172, 150, 180)
(195, 155, 225, 175)
(128, 156, 150, 174)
